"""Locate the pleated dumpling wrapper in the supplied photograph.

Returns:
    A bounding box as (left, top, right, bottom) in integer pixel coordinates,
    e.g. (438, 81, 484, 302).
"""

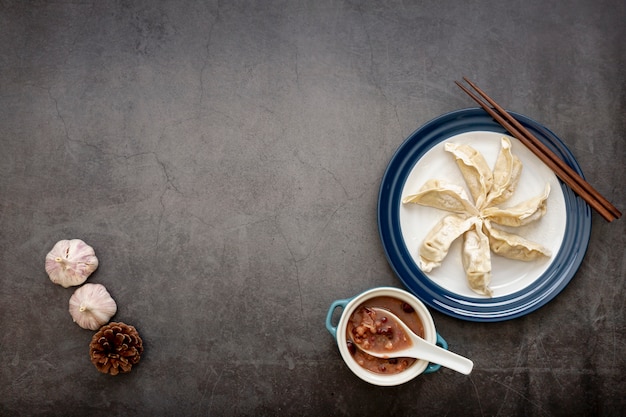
(418, 214, 477, 273)
(444, 142, 493, 210)
(402, 179, 479, 216)
(484, 220, 552, 261)
(482, 184, 551, 227)
(485, 136, 523, 207)
(462, 221, 493, 297)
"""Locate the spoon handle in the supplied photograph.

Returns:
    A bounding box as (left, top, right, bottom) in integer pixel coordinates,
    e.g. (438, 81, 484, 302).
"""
(412, 338, 473, 375)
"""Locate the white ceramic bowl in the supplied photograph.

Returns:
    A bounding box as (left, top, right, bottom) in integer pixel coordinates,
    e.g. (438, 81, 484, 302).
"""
(326, 286, 448, 386)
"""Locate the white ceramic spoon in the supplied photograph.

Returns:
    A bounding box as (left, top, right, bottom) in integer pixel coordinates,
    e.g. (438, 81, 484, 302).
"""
(353, 307, 473, 375)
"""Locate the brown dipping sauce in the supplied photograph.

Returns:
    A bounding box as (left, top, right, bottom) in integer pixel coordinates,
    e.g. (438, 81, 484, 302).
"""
(346, 296, 424, 374)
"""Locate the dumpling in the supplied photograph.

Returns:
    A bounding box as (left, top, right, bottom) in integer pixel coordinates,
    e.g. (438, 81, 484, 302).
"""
(418, 214, 476, 272)
(484, 220, 552, 261)
(444, 142, 493, 209)
(403, 179, 479, 216)
(485, 137, 523, 206)
(482, 183, 550, 227)
(462, 221, 493, 297)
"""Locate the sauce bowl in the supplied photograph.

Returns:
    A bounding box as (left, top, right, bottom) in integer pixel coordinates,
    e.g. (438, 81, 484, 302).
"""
(326, 286, 448, 386)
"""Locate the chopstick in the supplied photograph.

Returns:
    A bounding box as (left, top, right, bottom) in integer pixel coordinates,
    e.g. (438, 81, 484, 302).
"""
(455, 77, 622, 223)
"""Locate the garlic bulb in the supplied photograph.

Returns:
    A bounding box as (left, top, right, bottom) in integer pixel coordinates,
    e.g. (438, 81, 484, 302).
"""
(69, 283, 117, 330)
(45, 239, 99, 287)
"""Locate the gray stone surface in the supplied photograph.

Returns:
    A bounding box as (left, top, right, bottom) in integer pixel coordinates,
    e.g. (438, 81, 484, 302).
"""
(1, 1, 624, 416)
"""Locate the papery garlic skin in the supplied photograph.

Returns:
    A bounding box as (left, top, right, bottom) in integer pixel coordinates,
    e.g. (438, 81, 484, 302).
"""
(69, 283, 117, 330)
(45, 239, 99, 287)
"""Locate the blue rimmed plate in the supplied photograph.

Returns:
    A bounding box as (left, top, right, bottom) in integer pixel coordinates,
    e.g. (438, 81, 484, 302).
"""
(378, 108, 591, 322)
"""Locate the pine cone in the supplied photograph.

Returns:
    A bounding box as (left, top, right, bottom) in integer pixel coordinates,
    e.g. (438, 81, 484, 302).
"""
(89, 322, 143, 375)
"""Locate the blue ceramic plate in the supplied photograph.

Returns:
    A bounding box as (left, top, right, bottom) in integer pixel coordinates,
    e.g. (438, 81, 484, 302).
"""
(378, 108, 591, 322)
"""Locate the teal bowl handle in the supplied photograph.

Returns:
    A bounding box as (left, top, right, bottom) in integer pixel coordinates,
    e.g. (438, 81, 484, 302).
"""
(325, 298, 350, 339)
(423, 332, 448, 374)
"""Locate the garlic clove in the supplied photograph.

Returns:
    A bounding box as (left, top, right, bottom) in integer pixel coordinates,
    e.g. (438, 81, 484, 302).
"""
(45, 239, 99, 287)
(69, 283, 117, 330)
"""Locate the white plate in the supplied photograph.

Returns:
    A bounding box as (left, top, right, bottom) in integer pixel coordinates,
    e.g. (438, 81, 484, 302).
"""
(377, 108, 592, 321)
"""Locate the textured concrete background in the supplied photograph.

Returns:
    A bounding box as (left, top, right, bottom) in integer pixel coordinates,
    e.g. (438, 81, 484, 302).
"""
(1, 1, 625, 416)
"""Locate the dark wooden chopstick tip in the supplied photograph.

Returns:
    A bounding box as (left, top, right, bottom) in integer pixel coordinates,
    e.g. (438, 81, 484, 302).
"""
(455, 78, 621, 222)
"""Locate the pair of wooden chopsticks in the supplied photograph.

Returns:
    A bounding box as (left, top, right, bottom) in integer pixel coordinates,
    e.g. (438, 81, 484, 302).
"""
(456, 77, 621, 223)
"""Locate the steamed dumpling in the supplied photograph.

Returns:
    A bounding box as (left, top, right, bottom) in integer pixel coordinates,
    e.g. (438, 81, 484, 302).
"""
(403, 179, 479, 216)
(418, 214, 476, 272)
(482, 183, 550, 227)
(484, 221, 552, 261)
(485, 137, 523, 206)
(444, 142, 493, 209)
(462, 221, 493, 297)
